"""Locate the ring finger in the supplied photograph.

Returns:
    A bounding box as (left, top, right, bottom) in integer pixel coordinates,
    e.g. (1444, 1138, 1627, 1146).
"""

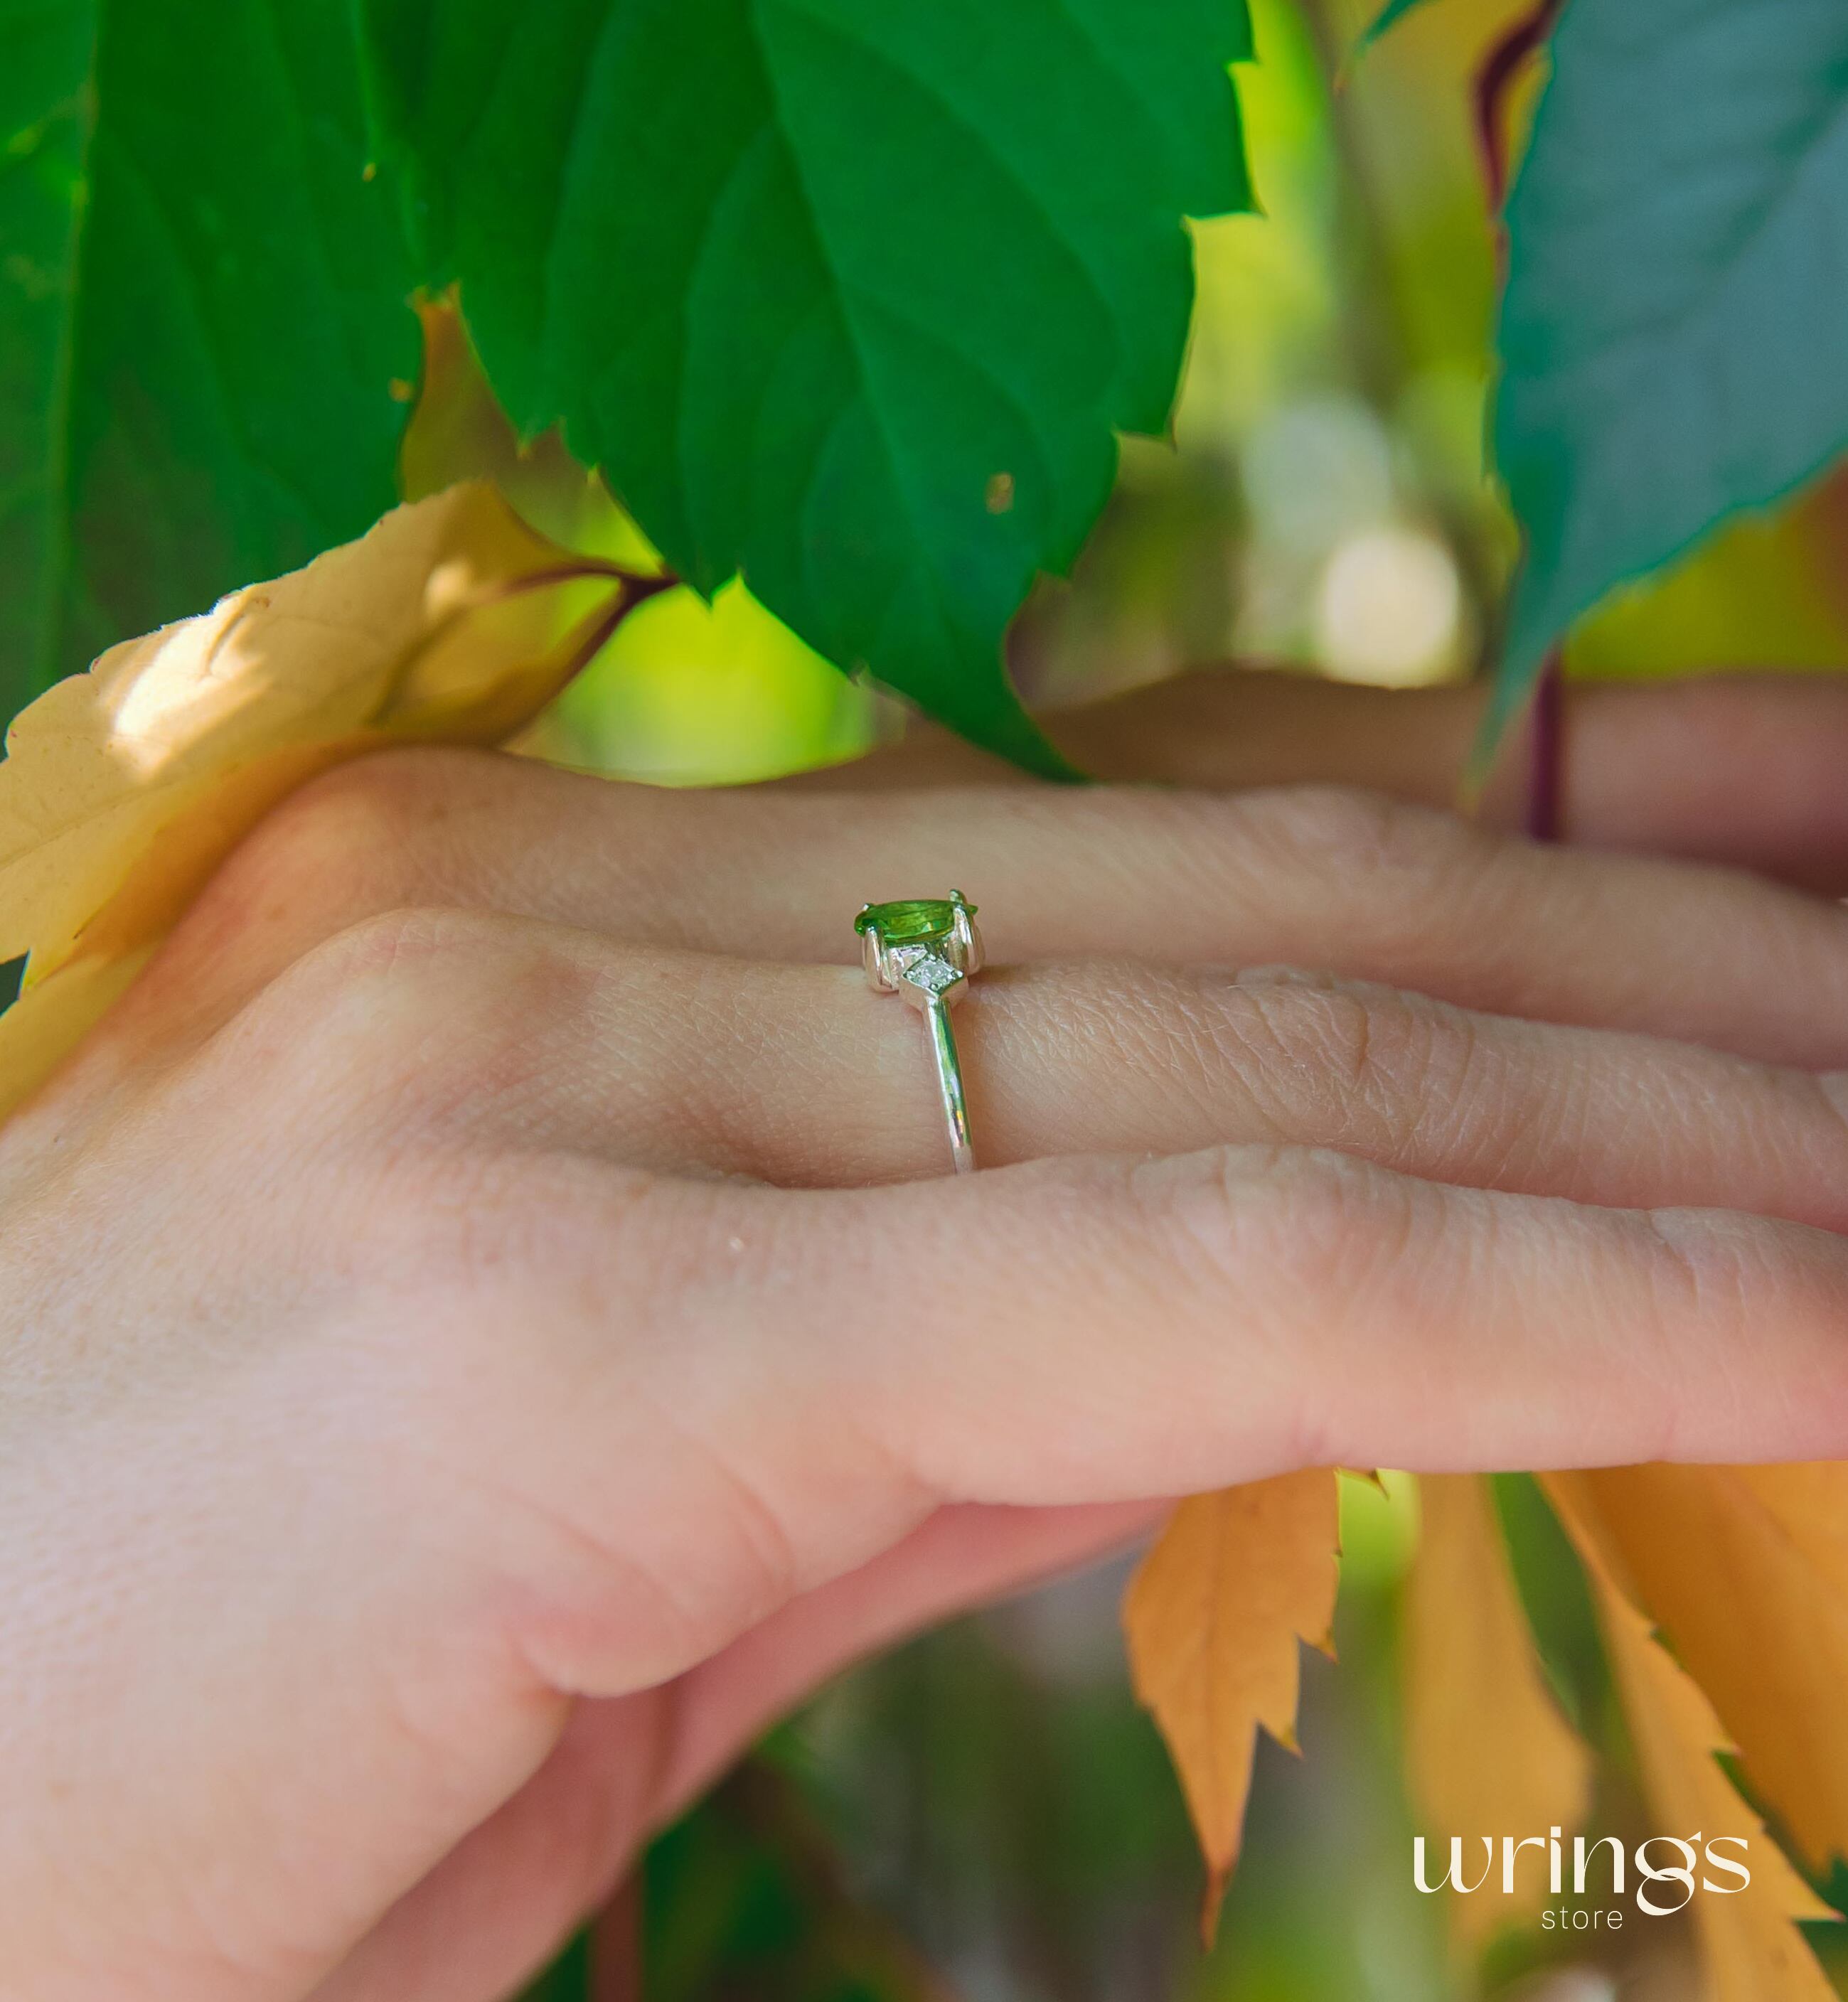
(155, 750, 1848, 1072)
(263, 912, 1848, 1232)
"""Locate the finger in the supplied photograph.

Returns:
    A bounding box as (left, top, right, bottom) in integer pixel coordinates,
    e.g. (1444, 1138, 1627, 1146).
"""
(320, 1502, 1155, 2002)
(655, 1498, 1162, 1814)
(144, 746, 1848, 1072)
(307, 1691, 662, 2002)
(442, 1145, 1848, 1716)
(833, 667, 1848, 892)
(310, 1689, 664, 2002)
(299, 918, 1848, 1231)
(712, 1145, 1848, 1501)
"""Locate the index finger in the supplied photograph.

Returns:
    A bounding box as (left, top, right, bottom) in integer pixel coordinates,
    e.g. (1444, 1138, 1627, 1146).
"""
(697, 1147, 1848, 1503)
(506, 1145, 1848, 1642)
(485, 1142, 1848, 1701)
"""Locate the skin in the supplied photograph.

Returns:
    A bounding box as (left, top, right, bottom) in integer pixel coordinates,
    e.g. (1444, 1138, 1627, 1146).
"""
(12, 668, 1848, 1999)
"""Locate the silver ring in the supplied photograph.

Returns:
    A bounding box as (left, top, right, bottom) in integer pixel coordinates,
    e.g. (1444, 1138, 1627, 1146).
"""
(854, 892, 983, 1174)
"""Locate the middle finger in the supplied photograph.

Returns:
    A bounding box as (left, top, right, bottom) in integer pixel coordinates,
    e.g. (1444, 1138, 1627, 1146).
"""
(180, 748, 1848, 1070)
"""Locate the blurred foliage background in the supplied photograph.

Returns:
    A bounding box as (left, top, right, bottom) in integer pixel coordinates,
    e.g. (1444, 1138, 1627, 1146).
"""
(498, 0, 1848, 801)
(481, 1, 1848, 1998)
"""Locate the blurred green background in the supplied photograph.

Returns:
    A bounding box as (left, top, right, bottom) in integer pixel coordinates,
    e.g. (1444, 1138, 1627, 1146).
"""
(479, 0, 1848, 1993)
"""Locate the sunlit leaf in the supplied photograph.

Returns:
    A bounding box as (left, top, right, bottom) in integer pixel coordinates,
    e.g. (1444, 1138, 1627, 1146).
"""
(400, 296, 654, 569)
(1122, 1470, 1340, 1936)
(0, 483, 635, 1119)
(1404, 1474, 1591, 1942)
(358, 0, 1253, 774)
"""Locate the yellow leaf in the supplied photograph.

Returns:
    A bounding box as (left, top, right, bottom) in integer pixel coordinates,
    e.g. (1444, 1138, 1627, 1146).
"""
(1733, 1464, 1848, 1602)
(0, 483, 635, 1120)
(1546, 1473, 1838, 2002)
(1574, 1463, 1848, 1876)
(1404, 1474, 1592, 1942)
(1122, 1470, 1340, 1936)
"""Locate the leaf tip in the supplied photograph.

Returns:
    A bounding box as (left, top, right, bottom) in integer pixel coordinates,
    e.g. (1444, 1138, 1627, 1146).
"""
(1198, 1865, 1231, 1949)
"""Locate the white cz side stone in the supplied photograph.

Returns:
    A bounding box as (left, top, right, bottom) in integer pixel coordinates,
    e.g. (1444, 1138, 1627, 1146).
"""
(898, 952, 963, 995)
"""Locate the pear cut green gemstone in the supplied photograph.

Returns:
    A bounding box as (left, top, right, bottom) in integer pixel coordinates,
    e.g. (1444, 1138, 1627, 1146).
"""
(855, 896, 971, 943)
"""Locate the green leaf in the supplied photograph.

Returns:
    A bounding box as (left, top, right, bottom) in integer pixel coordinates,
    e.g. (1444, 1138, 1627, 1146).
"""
(514, 1929, 592, 2002)
(645, 1757, 944, 2002)
(1485, 0, 1848, 746)
(360, 0, 1253, 773)
(0, 0, 417, 717)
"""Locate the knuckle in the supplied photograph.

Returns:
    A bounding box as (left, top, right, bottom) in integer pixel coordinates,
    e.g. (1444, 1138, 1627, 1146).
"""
(1222, 786, 1529, 967)
(107, 750, 498, 1059)
(205, 751, 441, 929)
(225, 906, 557, 1130)
(1131, 1140, 1401, 1299)
(274, 903, 479, 1025)
(1229, 784, 1469, 884)
(1128, 1145, 1429, 1467)
(1225, 968, 1389, 1098)
(1207, 968, 1488, 1163)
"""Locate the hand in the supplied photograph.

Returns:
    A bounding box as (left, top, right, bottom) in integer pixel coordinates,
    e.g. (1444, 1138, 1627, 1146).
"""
(11, 669, 1848, 2002)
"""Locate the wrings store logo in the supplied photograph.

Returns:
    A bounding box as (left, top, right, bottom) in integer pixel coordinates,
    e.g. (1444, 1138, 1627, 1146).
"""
(1415, 1827, 1751, 1931)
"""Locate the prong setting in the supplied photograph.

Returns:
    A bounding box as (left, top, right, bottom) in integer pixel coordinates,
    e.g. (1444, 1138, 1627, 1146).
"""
(949, 889, 983, 975)
(855, 894, 982, 1005)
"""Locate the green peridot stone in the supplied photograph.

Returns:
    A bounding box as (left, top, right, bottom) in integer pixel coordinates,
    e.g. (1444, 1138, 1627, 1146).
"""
(855, 896, 973, 943)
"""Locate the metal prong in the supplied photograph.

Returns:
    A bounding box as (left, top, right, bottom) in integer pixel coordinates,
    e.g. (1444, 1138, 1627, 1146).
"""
(949, 892, 983, 975)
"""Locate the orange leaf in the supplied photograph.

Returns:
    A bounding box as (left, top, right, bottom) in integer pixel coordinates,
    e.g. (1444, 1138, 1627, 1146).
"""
(1122, 1470, 1340, 1937)
(0, 483, 635, 1121)
(1404, 1474, 1591, 1942)
(1577, 1463, 1848, 1876)
(1546, 1472, 1837, 2002)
